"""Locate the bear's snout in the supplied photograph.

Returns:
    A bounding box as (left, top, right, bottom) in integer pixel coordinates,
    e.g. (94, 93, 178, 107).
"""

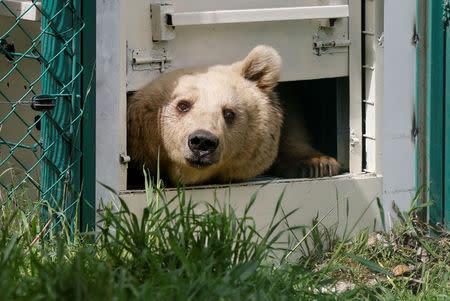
(186, 130, 220, 169)
(188, 130, 219, 158)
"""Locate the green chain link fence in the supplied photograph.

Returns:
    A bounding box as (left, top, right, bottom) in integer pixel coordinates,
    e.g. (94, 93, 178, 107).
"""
(0, 0, 86, 230)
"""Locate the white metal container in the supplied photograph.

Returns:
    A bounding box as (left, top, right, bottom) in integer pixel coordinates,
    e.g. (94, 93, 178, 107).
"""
(96, 0, 417, 244)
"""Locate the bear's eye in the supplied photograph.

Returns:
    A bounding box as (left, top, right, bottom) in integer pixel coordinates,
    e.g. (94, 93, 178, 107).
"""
(222, 108, 235, 124)
(176, 100, 191, 113)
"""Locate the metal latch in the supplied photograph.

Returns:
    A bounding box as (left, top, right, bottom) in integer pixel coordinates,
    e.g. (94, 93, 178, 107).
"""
(30, 94, 57, 111)
(313, 35, 351, 56)
(132, 48, 172, 72)
(151, 3, 175, 41)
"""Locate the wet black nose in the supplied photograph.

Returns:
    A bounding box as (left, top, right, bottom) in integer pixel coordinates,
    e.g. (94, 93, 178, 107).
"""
(188, 130, 219, 157)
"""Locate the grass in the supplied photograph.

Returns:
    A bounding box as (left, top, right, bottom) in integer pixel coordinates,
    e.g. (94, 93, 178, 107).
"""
(0, 177, 448, 300)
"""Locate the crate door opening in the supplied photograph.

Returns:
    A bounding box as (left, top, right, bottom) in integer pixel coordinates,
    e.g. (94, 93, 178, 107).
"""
(125, 1, 355, 189)
(126, 77, 349, 189)
(276, 77, 349, 177)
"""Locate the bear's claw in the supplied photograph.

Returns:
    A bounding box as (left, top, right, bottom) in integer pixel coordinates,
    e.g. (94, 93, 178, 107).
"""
(299, 156, 340, 178)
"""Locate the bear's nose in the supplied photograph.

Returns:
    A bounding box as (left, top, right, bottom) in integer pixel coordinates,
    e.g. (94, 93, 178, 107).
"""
(188, 130, 219, 157)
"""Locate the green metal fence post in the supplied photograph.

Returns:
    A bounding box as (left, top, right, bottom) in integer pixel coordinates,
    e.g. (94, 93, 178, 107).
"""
(426, 0, 446, 228)
(444, 0, 450, 228)
(40, 0, 82, 222)
(81, 0, 96, 232)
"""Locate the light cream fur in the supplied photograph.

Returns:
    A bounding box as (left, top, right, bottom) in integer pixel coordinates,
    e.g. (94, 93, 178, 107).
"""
(127, 45, 339, 185)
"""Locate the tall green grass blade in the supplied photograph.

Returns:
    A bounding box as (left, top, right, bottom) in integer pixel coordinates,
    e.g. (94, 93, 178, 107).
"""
(408, 184, 427, 216)
(284, 206, 334, 261)
(244, 189, 259, 217)
(417, 238, 439, 259)
(346, 253, 394, 277)
(143, 168, 153, 207)
(2, 232, 18, 265)
(342, 198, 349, 238)
(237, 259, 260, 282)
(376, 197, 386, 232)
(267, 187, 286, 231)
(415, 201, 435, 209)
(20, 210, 30, 240)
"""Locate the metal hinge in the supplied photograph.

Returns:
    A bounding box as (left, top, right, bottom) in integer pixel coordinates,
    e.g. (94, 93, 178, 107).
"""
(131, 48, 172, 72)
(313, 35, 351, 56)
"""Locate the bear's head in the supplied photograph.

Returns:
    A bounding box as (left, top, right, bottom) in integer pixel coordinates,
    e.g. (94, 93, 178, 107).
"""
(128, 45, 283, 185)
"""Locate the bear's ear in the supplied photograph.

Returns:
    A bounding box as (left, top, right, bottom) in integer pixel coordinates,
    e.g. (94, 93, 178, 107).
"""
(239, 45, 281, 92)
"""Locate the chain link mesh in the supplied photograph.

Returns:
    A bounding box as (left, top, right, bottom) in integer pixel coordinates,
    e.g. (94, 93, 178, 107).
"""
(0, 0, 84, 229)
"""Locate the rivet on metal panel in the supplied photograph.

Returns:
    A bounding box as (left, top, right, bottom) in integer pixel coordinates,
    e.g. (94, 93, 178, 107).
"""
(120, 154, 131, 164)
(350, 129, 360, 148)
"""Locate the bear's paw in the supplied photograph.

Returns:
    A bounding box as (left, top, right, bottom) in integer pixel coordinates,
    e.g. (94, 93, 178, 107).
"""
(297, 156, 341, 178)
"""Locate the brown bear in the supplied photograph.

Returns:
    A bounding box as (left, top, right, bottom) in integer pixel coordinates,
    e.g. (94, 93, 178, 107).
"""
(127, 45, 340, 185)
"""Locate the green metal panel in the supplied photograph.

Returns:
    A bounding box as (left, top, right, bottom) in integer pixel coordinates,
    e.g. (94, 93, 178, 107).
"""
(41, 0, 83, 224)
(444, 1, 450, 228)
(426, 0, 445, 227)
(80, 0, 96, 232)
(425, 0, 448, 228)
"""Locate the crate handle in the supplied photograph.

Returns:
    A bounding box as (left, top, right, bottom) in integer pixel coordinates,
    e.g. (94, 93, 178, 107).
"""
(168, 5, 349, 26)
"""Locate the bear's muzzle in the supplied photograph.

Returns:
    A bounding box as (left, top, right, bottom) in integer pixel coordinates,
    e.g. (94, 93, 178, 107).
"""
(186, 130, 220, 168)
